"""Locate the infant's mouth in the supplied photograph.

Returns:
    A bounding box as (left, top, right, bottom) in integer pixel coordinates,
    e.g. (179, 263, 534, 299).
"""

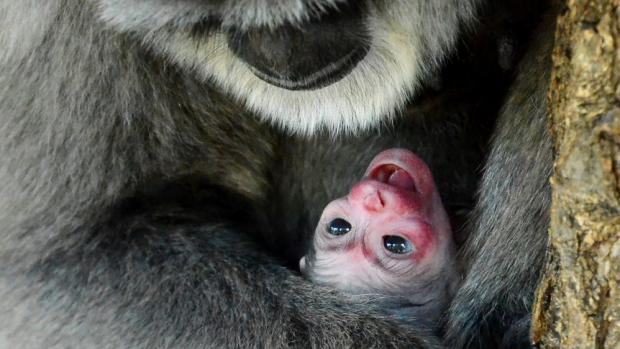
(364, 148, 435, 198)
(368, 163, 416, 192)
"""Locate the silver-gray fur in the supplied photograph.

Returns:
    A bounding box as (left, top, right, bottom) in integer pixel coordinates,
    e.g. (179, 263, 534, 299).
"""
(0, 0, 553, 348)
(445, 10, 557, 347)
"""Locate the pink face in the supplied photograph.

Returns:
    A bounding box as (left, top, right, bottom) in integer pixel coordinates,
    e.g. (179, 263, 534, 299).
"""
(301, 149, 455, 304)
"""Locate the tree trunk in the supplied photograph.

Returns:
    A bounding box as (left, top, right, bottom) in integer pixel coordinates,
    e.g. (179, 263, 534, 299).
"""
(531, 1, 620, 348)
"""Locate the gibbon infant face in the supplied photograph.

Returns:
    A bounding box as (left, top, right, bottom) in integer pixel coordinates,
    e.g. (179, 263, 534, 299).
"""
(301, 149, 457, 317)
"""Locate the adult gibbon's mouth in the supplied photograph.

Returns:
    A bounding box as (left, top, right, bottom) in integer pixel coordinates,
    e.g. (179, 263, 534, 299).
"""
(226, 2, 369, 90)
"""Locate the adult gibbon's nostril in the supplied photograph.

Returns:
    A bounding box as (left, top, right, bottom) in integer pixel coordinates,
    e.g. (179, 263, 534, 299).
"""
(226, 2, 369, 90)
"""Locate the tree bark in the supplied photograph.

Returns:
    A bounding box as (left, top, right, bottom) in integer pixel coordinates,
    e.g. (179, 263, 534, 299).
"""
(531, 1, 620, 348)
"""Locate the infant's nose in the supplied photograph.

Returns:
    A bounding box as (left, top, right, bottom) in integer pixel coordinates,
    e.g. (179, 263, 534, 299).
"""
(350, 180, 395, 212)
(362, 189, 384, 211)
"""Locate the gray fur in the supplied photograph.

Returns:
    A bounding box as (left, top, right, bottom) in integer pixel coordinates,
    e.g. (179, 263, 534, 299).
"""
(445, 10, 557, 347)
(0, 0, 553, 348)
(99, 0, 344, 32)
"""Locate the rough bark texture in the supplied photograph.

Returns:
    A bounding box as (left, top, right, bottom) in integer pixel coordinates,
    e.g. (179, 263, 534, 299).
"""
(532, 1, 620, 348)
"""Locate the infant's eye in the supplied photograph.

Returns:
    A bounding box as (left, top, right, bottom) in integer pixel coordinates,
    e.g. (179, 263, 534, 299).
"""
(327, 218, 352, 236)
(383, 235, 414, 254)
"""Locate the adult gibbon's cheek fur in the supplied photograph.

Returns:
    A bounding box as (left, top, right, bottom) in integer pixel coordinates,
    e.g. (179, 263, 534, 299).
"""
(97, 0, 480, 134)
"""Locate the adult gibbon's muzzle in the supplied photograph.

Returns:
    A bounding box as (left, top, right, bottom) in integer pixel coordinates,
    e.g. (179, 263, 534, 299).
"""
(226, 2, 369, 91)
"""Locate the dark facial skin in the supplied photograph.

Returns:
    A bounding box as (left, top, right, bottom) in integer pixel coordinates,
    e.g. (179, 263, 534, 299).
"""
(301, 149, 458, 328)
